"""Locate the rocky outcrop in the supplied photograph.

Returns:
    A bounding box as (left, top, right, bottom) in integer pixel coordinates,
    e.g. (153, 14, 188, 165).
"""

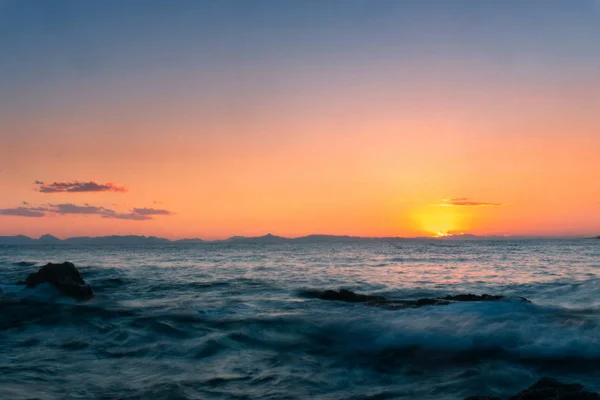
(313, 289, 387, 303)
(508, 378, 599, 400)
(441, 294, 503, 302)
(466, 378, 600, 400)
(17, 262, 94, 301)
(304, 289, 530, 309)
(442, 293, 531, 303)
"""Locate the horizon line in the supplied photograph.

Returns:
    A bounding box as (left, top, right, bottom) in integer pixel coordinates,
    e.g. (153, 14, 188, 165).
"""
(1, 232, 597, 242)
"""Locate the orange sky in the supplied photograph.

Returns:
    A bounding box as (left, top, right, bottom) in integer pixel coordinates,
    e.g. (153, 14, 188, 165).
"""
(1, 1, 599, 239)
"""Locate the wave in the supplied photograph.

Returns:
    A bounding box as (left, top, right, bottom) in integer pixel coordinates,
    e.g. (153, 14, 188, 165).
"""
(12, 261, 37, 267)
(302, 301, 600, 366)
(4, 280, 600, 366)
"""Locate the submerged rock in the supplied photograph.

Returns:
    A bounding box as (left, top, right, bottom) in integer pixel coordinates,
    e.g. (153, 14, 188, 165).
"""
(442, 293, 532, 303)
(508, 378, 600, 400)
(17, 262, 94, 301)
(316, 289, 386, 303)
(441, 294, 503, 302)
(305, 289, 529, 309)
(465, 378, 600, 400)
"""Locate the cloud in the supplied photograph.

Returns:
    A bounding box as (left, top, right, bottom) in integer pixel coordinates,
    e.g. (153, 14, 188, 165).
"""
(52, 204, 158, 220)
(0, 207, 46, 217)
(0, 202, 173, 221)
(53, 203, 112, 215)
(439, 198, 504, 207)
(107, 213, 153, 221)
(36, 181, 127, 193)
(132, 207, 172, 216)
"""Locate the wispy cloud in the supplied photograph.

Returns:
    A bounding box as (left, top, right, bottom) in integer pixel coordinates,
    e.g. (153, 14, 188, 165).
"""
(0, 203, 172, 221)
(53, 203, 111, 215)
(0, 207, 46, 217)
(438, 198, 504, 207)
(132, 207, 173, 216)
(36, 181, 127, 193)
(108, 213, 153, 221)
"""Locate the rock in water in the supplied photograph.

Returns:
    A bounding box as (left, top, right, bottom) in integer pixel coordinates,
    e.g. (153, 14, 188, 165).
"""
(305, 289, 530, 309)
(441, 293, 532, 303)
(466, 378, 600, 400)
(441, 294, 504, 302)
(464, 397, 500, 400)
(316, 289, 387, 303)
(18, 262, 94, 301)
(508, 378, 600, 400)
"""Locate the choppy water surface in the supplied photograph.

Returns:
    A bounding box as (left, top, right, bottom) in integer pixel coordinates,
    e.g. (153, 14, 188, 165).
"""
(1, 239, 599, 399)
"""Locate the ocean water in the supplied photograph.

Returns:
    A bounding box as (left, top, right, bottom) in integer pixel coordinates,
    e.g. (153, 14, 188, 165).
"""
(1, 239, 599, 400)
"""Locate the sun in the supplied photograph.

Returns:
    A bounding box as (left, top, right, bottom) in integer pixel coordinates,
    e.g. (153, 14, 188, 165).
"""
(411, 206, 467, 237)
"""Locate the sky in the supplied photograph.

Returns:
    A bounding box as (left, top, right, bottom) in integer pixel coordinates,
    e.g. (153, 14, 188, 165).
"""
(0, 0, 599, 239)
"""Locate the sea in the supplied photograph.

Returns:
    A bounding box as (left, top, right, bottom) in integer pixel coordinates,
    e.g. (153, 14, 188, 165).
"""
(1, 239, 599, 400)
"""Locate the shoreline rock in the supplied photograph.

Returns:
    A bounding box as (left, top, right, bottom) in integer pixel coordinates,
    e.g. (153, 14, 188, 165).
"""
(304, 289, 530, 309)
(17, 262, 94, 301)
(466, 377, 600, 400)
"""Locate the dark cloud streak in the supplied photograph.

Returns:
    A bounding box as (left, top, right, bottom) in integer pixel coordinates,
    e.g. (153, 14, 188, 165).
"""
(0, 203, 173, 221)
(441, 198, 503, 207)
(54, 204, 111, 215)
(132, 208, 172, 216)
(107, 213, 153, 220)
(0, 207, 46, 217)
(36, 181, 127, 193)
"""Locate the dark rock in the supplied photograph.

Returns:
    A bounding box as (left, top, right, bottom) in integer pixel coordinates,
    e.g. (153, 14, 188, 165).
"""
(466, 378, 600, 400)
(443, 293, 531, 303)
(508, 378, 600, 400)
(414, 298, 451, 306)
(317, 289, 386, 303)
(442, 294, 504, 302)
(465, 397, 500, 400)
(308, 289, 530, 309)
(18, 262, 94, 301)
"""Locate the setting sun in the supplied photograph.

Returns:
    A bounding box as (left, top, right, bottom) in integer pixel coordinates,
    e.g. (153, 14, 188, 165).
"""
(412, 205, 470, 237)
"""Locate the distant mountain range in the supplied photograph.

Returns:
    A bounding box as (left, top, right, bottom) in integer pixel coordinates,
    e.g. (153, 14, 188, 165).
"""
(0, 233, 593, 245)
(0, 233, 395, 246)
